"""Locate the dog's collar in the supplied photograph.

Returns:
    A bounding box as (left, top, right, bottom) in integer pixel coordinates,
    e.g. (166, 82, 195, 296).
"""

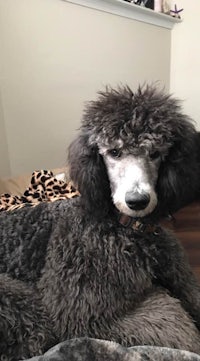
(118, 213, 160, 235)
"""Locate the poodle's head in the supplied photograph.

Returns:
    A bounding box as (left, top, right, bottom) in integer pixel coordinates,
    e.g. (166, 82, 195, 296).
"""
(69, 85, 199, 219)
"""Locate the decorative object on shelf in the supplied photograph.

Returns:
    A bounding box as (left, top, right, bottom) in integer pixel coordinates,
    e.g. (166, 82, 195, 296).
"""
(131, 0, 154, 10)
(162, 0, 171, 14)
(154, 0, 162, 12)
(170, 4, 184, 18)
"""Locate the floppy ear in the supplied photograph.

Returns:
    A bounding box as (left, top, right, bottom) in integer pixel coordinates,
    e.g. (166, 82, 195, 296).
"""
(156, 132, 200, 216)
(68, 134, 112, 216)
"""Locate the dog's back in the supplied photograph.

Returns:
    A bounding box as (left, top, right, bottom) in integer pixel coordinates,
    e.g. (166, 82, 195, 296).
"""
(0, 202, 56, 285)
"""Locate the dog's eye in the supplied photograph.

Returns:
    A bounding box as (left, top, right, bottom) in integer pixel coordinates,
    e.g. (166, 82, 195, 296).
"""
(150, 151, 160, 160)
(108, 149, 122, 158)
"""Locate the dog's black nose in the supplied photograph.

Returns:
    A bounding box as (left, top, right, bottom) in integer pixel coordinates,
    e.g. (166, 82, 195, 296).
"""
(125, 192, 150, 210)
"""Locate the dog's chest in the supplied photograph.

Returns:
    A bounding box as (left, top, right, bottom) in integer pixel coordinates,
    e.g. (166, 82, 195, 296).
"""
(64, 225, 152, 311)
(41, 221, 155, 339)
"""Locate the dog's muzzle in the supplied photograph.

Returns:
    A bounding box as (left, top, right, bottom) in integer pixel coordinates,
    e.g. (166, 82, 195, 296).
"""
(125, 191, 150, 211)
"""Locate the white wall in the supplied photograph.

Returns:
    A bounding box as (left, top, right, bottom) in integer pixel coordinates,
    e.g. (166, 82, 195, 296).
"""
(0, 90, 11, 176)
(170, 1, 200, 129)
(0, 0, 171, 176)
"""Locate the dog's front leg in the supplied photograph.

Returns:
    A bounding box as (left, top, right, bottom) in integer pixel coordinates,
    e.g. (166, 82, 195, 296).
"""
(152, 229, 200, 330)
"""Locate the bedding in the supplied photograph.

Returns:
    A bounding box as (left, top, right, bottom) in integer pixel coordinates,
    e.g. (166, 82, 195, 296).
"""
(23, 338, 200, 361)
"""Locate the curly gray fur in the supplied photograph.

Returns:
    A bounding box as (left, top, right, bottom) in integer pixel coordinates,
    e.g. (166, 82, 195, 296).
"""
(0, 85, 200, 360)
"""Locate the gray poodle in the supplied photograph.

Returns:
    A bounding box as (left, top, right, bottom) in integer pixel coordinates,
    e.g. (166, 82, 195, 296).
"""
(0, 85, 200, 361)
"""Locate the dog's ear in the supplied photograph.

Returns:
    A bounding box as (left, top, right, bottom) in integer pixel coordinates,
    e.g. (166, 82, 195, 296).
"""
(156, 132, 200, 216)
(68, 134, 112, 216)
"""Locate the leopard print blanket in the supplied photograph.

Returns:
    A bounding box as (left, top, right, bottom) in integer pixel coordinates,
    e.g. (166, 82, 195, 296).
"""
(0, 170, 79, 212)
